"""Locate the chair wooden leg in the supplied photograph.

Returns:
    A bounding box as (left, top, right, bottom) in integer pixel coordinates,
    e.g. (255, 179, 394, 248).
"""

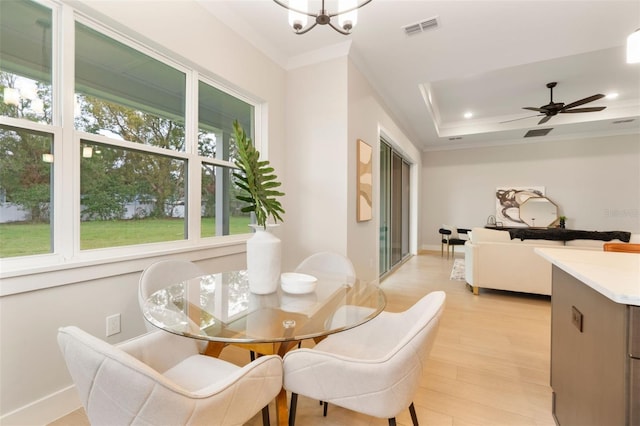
(261, 405, 270, 426)
(409, 402, 419, 426)
(388, 418, 397, 426)
(289, 393, 298, 426)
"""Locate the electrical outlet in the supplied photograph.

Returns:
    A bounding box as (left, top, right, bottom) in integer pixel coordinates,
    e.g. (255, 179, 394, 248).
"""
(106, 313, 121, 336)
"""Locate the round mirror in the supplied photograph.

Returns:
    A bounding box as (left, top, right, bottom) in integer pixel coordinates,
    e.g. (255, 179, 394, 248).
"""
(518, 196, 558, 228)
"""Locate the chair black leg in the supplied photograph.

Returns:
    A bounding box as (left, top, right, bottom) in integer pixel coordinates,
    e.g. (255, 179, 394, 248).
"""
(323, 401, 328, 416)
(289, 393, 298, 426)
(250, 351, 256, 361)
(261, 405, 270, 426)
(388, 418, 397, 426)
(409, 402, 419, 426)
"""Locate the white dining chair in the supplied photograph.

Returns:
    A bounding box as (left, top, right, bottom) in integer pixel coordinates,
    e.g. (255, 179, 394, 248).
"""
(138, 259, 205, 332)
(283, 290, 446, 426)
(139, 260, 260, 360)
(295, 251, 356, 285)
(57, 326, 283, 426)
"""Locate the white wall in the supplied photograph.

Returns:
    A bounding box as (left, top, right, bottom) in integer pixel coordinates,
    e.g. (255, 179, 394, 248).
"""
(346, 60, 422, 283)
(281, 57, 350, 270)
(0, 1, 286, 423)
(281, 55, 423, 283)
(421, 134, 640, 249)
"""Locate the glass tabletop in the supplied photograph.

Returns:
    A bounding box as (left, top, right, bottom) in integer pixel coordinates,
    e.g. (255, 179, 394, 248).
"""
(143, 270, 386, 343)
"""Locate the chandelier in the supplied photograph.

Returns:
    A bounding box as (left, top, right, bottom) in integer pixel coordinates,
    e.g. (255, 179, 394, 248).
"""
(273, 0, 373, 35)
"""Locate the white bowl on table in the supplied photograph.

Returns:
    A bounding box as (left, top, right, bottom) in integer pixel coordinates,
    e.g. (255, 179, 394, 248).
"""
(280, 272, 317, 294)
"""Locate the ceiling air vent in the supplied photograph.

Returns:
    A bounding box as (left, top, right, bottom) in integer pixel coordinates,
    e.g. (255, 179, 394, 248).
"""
(403, 16, 439, 36)
(524, 128, 553, 138)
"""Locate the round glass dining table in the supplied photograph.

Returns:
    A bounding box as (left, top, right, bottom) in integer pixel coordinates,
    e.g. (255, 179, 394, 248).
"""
(143, 269, 386, 355)
(143, 269, 385, 426)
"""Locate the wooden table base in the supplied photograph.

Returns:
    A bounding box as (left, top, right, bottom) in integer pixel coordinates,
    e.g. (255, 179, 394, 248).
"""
(204, 340, 299, 426)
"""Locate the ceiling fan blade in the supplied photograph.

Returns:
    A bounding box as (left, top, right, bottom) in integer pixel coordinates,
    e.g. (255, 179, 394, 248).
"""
(561, 94, 605, 110)
(523, 107, 546, 112)
(538, 115, 552, 125)
(500, 114, 543, 124)
(560, 106, 607, 113)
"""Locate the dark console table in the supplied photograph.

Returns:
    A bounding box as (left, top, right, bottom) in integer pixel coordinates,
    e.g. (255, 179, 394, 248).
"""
(508, 228, 631, 242)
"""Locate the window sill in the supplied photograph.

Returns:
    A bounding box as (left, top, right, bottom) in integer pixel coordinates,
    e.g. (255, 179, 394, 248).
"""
(0, 235, 249, 297)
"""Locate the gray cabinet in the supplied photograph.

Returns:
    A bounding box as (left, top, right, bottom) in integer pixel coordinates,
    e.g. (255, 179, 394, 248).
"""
(551, 266, 633, 425)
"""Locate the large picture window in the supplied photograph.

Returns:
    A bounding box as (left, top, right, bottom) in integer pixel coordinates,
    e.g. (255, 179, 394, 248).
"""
(0, 0, 261, 263)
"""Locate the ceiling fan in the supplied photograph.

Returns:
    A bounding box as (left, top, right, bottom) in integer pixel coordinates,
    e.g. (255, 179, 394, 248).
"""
(504, 82, 606, 125)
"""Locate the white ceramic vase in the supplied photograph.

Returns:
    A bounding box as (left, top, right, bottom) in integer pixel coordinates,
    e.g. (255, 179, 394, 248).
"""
(246, 224, 281, 294)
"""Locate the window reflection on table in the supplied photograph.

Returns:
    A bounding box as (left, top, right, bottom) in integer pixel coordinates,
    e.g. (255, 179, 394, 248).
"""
(143, 270, 385, 344)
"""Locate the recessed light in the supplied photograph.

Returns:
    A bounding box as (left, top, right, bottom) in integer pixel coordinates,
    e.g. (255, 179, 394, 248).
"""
(606, 92, 619, 100)
(463, 112, 473, 119)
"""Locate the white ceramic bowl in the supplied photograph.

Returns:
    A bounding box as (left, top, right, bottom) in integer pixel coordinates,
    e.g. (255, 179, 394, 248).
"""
(280, 272, 317, 294)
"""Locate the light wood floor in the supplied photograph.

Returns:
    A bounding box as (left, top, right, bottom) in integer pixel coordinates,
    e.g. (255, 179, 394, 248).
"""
(50, 252, 555, 426)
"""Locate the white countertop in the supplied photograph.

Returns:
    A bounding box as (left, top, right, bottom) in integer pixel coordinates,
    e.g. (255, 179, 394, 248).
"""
(535, 248, 640, 306)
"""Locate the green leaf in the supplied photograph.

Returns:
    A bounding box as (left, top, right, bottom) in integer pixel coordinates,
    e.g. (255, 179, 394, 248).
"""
(231, 120, 285, 228)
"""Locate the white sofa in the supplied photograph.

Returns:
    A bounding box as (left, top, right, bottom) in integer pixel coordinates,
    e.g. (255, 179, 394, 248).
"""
(464, 227, 638, 296)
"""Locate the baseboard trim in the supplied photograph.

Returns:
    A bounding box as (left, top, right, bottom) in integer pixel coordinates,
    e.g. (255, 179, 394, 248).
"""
(1, 386, 81, 426)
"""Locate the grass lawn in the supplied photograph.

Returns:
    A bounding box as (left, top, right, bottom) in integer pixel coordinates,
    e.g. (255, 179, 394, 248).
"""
(0, 216, 252, 258)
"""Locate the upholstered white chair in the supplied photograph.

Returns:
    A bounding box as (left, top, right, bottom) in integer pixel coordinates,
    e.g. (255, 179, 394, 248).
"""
(295, 251, 356, 285)
(57, 326, 283, 426)
(283, 291, 446, 426)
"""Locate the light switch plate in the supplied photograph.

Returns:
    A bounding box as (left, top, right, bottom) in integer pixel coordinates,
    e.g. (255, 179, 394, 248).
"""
(106, 313, 121, 336)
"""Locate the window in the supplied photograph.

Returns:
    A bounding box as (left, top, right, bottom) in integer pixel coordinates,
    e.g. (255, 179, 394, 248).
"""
(80, 141, 187, 249)
(198, 80, 253, 158)
(200, 163, 251, 237)
(0, 0, 54, 259)
(0, 0, 53, 125)
(198, 80, 254, 237)
(74, 22, 186, 150)
(0, 0, 261, 263)
(74, 22, 191, 248)
(0, 125, 53, 257)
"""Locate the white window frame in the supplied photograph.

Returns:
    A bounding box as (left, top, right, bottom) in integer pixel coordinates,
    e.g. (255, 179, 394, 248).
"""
(0, 0, 265, 287)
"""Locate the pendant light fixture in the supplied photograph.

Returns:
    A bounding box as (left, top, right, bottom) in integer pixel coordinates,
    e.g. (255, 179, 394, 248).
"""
(627, 28, 640, 64)
(273, 0, 373, 35)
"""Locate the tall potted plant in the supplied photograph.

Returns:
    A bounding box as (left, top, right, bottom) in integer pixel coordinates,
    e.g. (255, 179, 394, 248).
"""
(233, 120, 285, 294)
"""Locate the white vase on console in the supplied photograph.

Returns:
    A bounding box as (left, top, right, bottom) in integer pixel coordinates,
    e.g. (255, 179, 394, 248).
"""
(246, 224, 281, 294)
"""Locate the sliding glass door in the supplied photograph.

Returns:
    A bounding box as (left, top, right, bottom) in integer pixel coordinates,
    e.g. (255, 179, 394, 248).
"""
(379, 139, 411, 276)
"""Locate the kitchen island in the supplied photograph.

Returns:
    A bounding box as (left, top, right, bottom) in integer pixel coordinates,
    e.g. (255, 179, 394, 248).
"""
(536, 248, 640, 426)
